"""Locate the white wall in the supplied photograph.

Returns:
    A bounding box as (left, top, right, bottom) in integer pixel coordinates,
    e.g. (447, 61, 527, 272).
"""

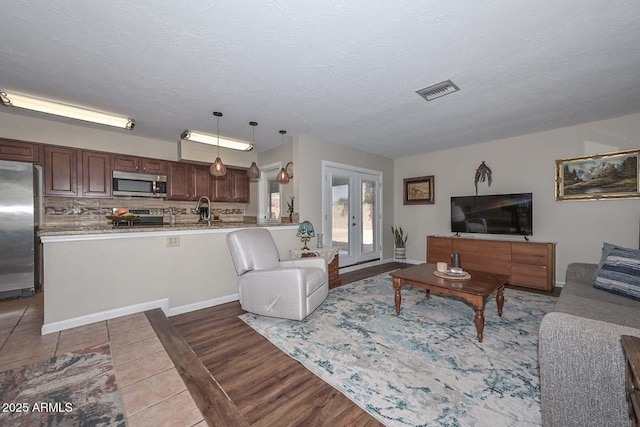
(0, 110, 255, 166)
(42, 226, 300, 330)
(0, 111, 178, 159)
(255, 139, 295, 218)
(394, 113, 640, 282)
(296, 135, 396, 260)
(1, 110, 258, 213)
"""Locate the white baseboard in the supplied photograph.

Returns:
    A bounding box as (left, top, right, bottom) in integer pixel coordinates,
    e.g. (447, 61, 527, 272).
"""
(41, 298, 169, 335)
(41, 293, 241, 335)
(166, 294, 239, 317)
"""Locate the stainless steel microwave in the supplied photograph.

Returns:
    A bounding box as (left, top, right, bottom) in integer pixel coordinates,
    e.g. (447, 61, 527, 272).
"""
(112, 171, 167, 197)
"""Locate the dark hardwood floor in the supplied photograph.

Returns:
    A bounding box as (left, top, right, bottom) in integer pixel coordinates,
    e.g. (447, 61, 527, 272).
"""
(168, 262, 407, 426)
(161, 261, 557, 425)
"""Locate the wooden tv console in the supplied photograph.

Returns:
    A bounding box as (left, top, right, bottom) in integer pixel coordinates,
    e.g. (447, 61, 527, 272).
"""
(426, 235, 556, 292)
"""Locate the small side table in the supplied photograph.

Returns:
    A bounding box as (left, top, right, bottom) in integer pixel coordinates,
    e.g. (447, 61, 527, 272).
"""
(290, 247, 341, 289)
(622, 335, 640, 427)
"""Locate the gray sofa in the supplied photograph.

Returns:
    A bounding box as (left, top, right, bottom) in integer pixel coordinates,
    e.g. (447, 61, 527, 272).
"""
(539, 262, 640, 427)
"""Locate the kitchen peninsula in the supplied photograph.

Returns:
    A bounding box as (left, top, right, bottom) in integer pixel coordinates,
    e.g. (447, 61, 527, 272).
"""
(39, 222, 301, 334)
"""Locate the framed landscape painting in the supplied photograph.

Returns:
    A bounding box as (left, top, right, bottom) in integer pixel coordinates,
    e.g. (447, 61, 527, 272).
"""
(403, 175, 434, 205)
(555, 149, 640, 201)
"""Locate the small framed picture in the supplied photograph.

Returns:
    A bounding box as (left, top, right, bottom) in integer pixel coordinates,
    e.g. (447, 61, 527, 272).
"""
(555, 149, 639, 201)
(403, 175, 434, 205)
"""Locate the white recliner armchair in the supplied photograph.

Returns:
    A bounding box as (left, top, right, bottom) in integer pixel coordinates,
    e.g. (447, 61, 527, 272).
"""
(226, 228, 329, 321)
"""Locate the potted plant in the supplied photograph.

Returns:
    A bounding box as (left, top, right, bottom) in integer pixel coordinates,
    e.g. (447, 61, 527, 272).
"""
(391, 225, 408, 260)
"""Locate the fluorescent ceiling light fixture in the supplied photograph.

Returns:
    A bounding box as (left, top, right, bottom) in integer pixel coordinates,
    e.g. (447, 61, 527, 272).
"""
(0, 90, 134, 130)
(181, 130, 253, 151)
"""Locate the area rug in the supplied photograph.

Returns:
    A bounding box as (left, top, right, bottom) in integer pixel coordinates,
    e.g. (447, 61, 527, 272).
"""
(0, 343, 126, 427)
(240, 272, 556, 427)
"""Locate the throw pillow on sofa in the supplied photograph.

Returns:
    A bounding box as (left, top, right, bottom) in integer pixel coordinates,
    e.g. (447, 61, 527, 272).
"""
(593, 242, 618, 279)
(594, 246, 640, 300)
(592, 242, 638, 279)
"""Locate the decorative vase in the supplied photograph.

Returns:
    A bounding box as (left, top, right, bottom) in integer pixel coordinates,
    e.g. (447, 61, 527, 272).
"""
(451, 251, 461, 268)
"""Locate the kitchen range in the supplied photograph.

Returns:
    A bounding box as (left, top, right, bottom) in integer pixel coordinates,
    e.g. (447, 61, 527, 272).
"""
(108, 208, 165, 227)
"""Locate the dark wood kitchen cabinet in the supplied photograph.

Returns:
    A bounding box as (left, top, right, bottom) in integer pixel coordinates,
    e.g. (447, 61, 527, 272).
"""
(44, 146, 78, 196)
(213, 168, 249, 203)
(0, 138, 42, 163)
(166, 162, 211, 201)
(113, 154, 166, 175)
(44, 146, 112, 197)
(81, 150, 112, 197)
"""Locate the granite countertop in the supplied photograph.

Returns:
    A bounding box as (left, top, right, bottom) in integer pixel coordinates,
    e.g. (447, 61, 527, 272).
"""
(38, 221, 298, 237)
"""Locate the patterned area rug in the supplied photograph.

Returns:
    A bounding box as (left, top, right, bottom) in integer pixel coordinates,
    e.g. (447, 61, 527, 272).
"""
(240, 272, 556, 427)
(0, 343, 126, 427)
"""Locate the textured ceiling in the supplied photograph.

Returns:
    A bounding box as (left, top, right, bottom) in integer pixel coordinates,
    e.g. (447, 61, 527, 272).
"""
(2, 1, 640, 158)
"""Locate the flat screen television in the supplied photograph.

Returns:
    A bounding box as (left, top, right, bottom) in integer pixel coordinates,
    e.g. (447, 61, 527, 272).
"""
(451, 193, 533, 236)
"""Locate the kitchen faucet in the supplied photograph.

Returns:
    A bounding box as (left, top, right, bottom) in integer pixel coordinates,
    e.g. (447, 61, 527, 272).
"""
(195, 196, 211, 226)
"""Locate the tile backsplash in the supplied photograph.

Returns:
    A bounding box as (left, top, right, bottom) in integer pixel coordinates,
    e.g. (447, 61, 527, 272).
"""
(43, 196, 248, 228)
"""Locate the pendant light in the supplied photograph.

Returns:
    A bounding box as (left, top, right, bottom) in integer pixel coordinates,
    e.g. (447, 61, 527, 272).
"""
(210, 111, 227, 176)
(247, 121, 261, 180)
(277, 130, 290, 184)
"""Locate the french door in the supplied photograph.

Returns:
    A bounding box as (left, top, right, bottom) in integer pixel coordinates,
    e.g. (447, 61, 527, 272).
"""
(323, 163, 382, 267)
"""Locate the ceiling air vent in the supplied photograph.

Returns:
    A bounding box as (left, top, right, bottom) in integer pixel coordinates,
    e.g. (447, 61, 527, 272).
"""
(416, 80, 460, 102)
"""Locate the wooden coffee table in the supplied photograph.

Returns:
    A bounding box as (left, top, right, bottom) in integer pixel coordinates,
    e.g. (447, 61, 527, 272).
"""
(390, 263, 509, 343)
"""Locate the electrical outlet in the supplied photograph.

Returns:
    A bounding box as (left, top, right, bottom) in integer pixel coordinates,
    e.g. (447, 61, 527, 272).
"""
(166, 236, 180, 247)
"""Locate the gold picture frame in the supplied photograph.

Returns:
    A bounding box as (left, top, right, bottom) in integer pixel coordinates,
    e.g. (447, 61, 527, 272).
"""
(555, 149, 640, 201)
(403, 175, 434, 205)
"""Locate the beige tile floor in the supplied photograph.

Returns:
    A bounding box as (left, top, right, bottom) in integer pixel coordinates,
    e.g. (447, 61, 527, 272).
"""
(0, 292, 206, 427)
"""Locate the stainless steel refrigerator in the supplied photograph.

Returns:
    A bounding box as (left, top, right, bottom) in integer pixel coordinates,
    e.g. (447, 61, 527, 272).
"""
(0, 159, 42, 299)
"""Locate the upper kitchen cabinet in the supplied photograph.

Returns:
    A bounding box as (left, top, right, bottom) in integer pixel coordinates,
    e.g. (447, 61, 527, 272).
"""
(44, 146, 78, 196)
(44, 146, 112, 197)
(113, 154, 166, 175)
(166, 162, 212, 201)
(81, 150, 112, 197)
(0, 138, 42, 163)
(213, 168, 249, 203)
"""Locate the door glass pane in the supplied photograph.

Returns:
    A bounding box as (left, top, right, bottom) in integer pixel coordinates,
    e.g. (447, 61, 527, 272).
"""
(331, 176, 350, 256)
(268, 179, 280, 219)
(361, 180, 375, 254)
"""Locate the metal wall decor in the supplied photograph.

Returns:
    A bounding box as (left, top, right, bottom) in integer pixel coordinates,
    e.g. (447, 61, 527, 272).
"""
(474, 161, 492, 196)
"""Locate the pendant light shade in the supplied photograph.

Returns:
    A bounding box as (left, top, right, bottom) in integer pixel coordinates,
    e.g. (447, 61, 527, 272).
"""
(210, 111, 227, 176)
(247, 121, 261, 180)
(277, 167, 290, 184)
(247, 161, 260, 179)
(210, 157, 226, 176)
(277, 130, 290, 184)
